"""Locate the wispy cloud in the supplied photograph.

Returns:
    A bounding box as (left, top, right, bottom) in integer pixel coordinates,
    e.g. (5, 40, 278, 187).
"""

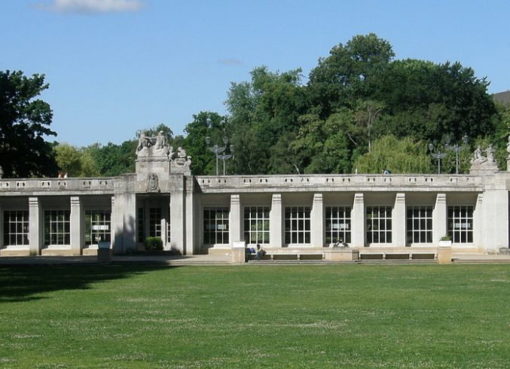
(218, 58, 244, 66)
(36, 0, 145, 14)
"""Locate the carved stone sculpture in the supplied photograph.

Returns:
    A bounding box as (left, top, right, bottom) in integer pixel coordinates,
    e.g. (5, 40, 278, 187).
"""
(470, 145, 498, 174)
(136, 131, 169, 158)
(147, 173, 159, 192)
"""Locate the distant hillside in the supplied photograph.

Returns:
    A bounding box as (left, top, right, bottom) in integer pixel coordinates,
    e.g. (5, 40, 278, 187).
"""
(493, 90, 510, 105)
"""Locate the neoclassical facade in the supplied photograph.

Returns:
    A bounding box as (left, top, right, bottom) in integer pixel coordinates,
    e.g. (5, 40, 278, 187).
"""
(0, 135, 509, 257)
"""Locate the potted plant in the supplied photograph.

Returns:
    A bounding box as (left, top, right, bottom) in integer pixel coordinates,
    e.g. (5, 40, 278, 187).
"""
(439, 235, 452, 247)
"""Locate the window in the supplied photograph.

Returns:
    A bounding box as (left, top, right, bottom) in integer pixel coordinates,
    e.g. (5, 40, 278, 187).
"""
(167, 216, 171, 243)
(85, 210, 111, 245)
(203, 208, 229, 245)
(325, 207, 351, 245)
(285, 207, 311, 245)
(448, 206, 473, 243)
(244, 206, 269, 244)
(137, 208, 145, 242)
(44, 210, 70, 245)
(3, 211, 29, 246)
(366, 206, 392, 244)
(406, 206, 432, 244)
(149, 208, 161, 237)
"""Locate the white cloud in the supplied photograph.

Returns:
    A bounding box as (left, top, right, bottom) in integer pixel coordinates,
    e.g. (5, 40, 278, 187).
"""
(37, 0, 145, 14)
(218, 58, 244, 66)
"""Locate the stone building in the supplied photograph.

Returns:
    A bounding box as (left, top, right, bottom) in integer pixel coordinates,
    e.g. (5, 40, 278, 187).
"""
(1, 133, 509, 258)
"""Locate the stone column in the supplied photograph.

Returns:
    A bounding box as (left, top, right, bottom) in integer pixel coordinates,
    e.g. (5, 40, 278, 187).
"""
(229, 194, 242, 246)
(482, 189, 509, 252)
(110, 196, 115, 248)
(433, 193, 447, 245)
(351, 193, 365, 248)
(28, 197, 42, 255)
(185, 178, 196, 255)
(269, 194, 283, 248)
(0, 202, 3, 249)
(473, 193, 483, 248)
(170, 185, 186, 254)
(70, 196, 83, 255)
(111, 192, 137, 254)
(392, 193, 406, 247)
(311, 193, 324, 247)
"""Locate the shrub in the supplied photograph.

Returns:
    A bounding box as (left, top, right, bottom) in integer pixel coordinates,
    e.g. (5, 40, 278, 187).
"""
(145, 237, 163, 251)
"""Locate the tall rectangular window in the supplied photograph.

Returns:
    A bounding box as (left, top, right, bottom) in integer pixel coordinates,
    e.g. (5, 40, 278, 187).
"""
(149, 208, 161, 237)
(85, 210, 111, 245)
(203, 208, 229, 245)
(44, 210, 70, 245)
(366, 206, 392, 244)
(325, 207, 351, 245)
(244, 206, 269, 244)
(3, 210, 29, 246)
(137, 207, 144, 242)
(285, 207, 311, 245)
(406, 206, 432, 244)
(448, 206, 473, 243)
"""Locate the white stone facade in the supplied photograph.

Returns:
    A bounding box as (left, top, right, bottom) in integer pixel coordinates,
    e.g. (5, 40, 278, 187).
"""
(1, 148, 509, 257)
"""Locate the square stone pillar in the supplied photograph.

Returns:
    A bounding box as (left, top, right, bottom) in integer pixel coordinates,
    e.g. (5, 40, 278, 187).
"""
(229, 194, 242, 246)
(473, 193, 483, 248)
(185, 179, 196, 255)
(0, 202, 3, 249)
(433, 193, 447, 245)
(351, 193, 365, 247)
(110, 196, 115, 248)
(70, 196, 83, 255)
(170, 189, 185, 254)
(482, 189, 509, 252)
(28, 197, 42, 255)
(270, 194, 283, 248)
(111, 192, 137, 254)
(392, 193, 406, 247)
(311, 193, 324, 247)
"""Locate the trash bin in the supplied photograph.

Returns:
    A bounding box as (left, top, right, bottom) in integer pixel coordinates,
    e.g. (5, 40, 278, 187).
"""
(97, 241, 111, 263)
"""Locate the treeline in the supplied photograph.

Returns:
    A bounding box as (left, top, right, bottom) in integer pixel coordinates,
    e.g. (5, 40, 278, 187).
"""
(2, 34, 509, 178)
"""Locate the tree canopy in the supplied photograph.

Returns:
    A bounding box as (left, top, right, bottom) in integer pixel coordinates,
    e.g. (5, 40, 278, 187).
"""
(2, 33, 503, 178)
(0, 71, 58, 177)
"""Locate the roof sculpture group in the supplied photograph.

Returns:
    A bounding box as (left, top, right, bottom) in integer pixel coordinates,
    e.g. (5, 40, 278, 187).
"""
(136, 131, 191, 173)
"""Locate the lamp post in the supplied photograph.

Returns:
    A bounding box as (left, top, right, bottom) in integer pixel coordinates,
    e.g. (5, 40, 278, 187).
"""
(429, 143, 447, 174)
(446, 135, 468, 174)
(206, 136, 234, 176)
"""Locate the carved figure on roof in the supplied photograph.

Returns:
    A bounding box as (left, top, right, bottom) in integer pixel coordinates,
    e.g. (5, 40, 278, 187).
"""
(137, 131, 151, 152)
(155, 131, 167, 150)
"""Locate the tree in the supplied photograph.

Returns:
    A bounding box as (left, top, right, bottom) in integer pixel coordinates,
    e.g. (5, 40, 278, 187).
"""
(182, 112, 228, 175)
(54, 143, 82, 176)
(308, 33, 394, 116)
(226, 66, 308, 174)
(0, 70, 58, 177)
(353, 135, 432, 174)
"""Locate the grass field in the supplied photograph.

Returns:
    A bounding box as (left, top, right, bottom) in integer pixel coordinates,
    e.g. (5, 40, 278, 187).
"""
(1, 263, 510, 368)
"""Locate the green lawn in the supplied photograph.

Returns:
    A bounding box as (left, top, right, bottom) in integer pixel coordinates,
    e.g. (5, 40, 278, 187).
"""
(1, 264, 510, 369)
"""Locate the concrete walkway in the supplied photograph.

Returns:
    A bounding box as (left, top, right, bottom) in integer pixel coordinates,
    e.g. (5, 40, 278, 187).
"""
(2, 253, 510, 266)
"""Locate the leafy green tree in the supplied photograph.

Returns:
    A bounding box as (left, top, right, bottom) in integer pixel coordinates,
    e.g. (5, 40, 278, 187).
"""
(0, 70, 58, 177)
(182, 112, 228, 175)
(227, 67, 308, 174)
(54, 143, 82, 176)
(308, 33, 394, 116)
(353, 135, 432, 174)
(88, 140, 137, 176)
(370, 59, 497, 143)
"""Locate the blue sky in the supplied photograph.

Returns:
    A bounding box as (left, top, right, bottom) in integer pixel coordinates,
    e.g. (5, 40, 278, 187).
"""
(1, 0, 510, 146)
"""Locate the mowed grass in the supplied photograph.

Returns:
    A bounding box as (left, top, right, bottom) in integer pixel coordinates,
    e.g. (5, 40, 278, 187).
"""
(1, 264, 510, 369)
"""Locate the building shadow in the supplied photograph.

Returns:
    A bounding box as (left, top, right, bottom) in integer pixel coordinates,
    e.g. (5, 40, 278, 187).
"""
(0, 263, 175, 303)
